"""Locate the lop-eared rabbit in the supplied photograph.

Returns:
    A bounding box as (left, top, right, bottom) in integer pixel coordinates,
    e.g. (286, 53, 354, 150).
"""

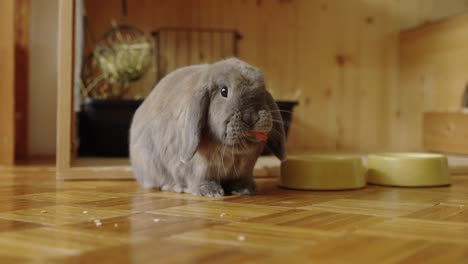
(130, 58, 285, 197)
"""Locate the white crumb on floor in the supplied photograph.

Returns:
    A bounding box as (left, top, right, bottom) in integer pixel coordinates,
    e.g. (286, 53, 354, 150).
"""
(153, 218, 160, 223)
(94, 219, 102, 227)
(40, 210, 47, 213)
(114, 223, 118, 228)
(237, 235, 246, 241)
(220, 212, 226, 217)
(82, 210, 88, 214)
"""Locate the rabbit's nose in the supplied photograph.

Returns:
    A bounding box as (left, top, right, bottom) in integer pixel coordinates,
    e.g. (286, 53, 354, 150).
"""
(243, 109, 260, 127)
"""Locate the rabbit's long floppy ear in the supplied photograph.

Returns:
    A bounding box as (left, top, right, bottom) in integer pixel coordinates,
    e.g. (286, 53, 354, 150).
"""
(180, 86, 210, 163)
(265, 92, 286, 161)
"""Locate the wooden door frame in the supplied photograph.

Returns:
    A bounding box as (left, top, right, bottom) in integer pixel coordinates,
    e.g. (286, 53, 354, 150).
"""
(55, 0, 276, 180)
(56, 0, 73, 175)
(55, 0, 136, 180)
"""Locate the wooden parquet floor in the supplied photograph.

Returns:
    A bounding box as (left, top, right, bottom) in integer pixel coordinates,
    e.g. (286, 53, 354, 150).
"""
(1, 164, 468, 263)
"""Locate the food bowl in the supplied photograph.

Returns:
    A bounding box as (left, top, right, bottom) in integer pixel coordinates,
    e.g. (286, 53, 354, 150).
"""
(367, 153, 450, 187)
(280, 155, 366, 190)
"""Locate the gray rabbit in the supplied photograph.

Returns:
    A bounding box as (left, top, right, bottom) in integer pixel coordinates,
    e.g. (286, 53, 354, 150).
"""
(129, 58, 285, 196)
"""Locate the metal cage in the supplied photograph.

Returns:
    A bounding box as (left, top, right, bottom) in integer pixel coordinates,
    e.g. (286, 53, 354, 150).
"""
(151, 27, 242, 81)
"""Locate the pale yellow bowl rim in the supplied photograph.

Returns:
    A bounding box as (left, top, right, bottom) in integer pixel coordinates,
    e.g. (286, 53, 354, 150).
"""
(286, 154, 363, 162)
(368, 152, 446, 160)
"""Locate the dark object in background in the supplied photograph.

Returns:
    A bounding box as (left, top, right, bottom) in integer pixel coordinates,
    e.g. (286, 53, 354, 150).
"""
(78, 99, 297, 157)
(262, 100, 299, 156)
(78, 99, 143, 157)
(462, 83, 468, 108)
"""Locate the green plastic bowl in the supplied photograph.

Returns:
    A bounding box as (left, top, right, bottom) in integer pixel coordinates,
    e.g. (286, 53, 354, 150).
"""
(280, 154, 366, 190)
(367, 153, 449, 187)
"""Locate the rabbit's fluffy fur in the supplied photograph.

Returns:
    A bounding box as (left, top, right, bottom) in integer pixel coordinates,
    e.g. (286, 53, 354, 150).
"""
(130, 58, 285, 196)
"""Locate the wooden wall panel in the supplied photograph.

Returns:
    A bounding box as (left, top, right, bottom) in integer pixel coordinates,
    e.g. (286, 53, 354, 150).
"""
(399, 13, 468, 151)
(0, 0, 15, 165)
(29, 0, 59, 156)
(289, 0, 400, 152)
(82, 0, 401, 153)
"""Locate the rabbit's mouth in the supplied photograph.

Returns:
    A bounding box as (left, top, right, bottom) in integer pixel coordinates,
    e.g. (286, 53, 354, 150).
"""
(224, 130, 267, 149)
(224, 110, 272, 146)
(248, 130, 268, 142)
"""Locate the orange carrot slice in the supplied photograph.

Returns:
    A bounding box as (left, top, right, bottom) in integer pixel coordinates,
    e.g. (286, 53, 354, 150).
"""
(249, 130, 268, 142)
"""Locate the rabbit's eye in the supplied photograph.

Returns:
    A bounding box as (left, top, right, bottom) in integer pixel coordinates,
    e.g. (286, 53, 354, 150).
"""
(220, 86, 229, 98)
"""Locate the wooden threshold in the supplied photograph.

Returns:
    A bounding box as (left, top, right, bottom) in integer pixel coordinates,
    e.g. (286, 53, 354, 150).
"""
(57, 157, 133, 180)
(57, 156, 281, 180)
(56, 151, 468, 180)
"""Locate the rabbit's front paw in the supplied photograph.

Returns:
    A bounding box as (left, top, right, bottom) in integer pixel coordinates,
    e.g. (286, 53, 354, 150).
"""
(231, 187, 256, 195)
(231, 183, 257, 196)
(225, 178, 257, 196)
(195, 181, 225, 197)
